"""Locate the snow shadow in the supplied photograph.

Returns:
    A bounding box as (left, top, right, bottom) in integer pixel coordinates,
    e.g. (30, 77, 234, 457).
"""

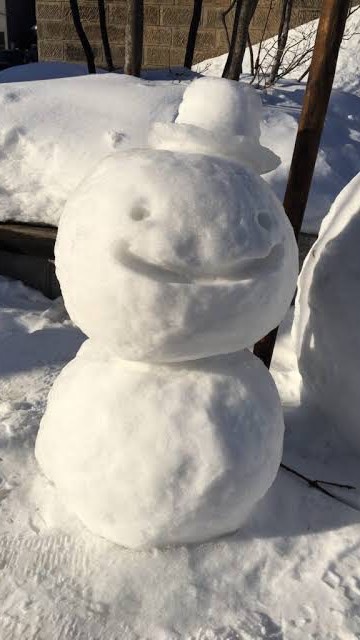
(0, 326, 84, 377)
(263, 85, 360, 232)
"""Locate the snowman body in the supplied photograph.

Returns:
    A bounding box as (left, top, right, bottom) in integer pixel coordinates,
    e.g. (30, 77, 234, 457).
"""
(294, 172, 360, 449)
(35, 78, 298, 548)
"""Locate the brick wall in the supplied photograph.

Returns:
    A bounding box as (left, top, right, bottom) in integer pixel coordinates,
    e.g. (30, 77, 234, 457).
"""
(36, 0, 323, 69)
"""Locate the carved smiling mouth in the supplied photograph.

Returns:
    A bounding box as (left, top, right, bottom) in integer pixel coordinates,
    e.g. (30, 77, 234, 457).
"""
(117, 242, 284, 285)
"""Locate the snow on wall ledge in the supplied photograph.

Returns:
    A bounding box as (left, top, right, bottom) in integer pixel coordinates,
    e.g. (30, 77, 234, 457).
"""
(2, 7, 360, 236)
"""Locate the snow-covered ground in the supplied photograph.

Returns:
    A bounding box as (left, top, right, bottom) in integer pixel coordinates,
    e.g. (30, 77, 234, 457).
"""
(2, 10, 360, 640)
(1, 9, 360, 232)
(1, 276, 360, 640)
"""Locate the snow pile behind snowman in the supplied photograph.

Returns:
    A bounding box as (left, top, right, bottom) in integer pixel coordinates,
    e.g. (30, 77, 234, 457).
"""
(35, 78, 298, 549)
(294, 172, 360, 450)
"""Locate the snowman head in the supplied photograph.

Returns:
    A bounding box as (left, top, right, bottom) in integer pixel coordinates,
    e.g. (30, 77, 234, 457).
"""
(149, 76, 280, 175)
(55, 147, 297, 363)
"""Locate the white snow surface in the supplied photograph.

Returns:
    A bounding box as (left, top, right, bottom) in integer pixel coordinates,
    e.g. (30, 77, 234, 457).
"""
(2, 275, 360, 639)
(176, 76, 262, 139)
(55, 148, 297, 362)
(0, 73, 184, 225)
(293, 172, 360, 451)
(1, 8, 360, 232)
(35, 341, 284, 549)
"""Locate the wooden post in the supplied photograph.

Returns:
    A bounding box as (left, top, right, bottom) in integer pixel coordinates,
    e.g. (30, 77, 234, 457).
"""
(253, 0, 351, 368)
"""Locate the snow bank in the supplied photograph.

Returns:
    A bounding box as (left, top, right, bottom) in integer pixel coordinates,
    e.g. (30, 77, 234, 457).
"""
(35, 342, 284, 549)
(2, 273, 360, 639)
(294, 172, 360, 449)
(0, 74, 184, 225)
(56, 148, 297, 362)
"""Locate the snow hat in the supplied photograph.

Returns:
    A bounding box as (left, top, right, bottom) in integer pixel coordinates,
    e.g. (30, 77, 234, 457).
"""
(149, 76, 280, 175)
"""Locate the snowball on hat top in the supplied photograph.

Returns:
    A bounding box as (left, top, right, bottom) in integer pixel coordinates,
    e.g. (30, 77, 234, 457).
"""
(35, 342, 285, 549)
(176, 76, 262, 139)
(293, 172, 360, 449)
(55, 149, 298, 363)
(150, 76, 280, 174)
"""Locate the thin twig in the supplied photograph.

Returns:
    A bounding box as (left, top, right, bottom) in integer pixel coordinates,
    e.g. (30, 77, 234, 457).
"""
(280, 462, 360, 512)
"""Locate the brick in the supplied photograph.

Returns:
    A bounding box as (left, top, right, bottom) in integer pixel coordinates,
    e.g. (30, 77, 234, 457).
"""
(216, 28, 230, 50)
(172, 27, 216, 48)
(160, 6, 192, 26)
(248, 27, 264, 45)
(144, 26, 172, 46)
(108, 2, 127, 22)
(63, 3, 100, 23)
(169, 46, 185, 66)
(145, 5, 160, 24)
(145, 0, 174, 5)
(37, 20, 64, 40)
(290, 9, 319, 27)
(202, 7, 224, 28)
(107, 25, 126, 42)
(144, 46, 170, 66)
(37, 2, 63, 21)
(111, 45, 125, 64)
(251, 7, 279, 30)
(64, 41, 103, 63)
(193, 47, 216, 64)
(38, 39, 64, 60)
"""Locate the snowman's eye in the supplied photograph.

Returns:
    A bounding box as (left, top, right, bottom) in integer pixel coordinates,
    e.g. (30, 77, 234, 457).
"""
(257, 212, 272, 231)
(130, 205, 150, 222)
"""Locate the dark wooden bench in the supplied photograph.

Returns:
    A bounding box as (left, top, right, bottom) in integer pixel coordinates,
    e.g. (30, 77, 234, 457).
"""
(0, 221, 317, 301)
(0, 222, 60, 299)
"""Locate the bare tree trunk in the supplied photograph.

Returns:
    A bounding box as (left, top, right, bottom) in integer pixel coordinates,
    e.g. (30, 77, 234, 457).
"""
(222, 0, 259, 80)
(98, 0, 114, 71)
(253, 0, 351, 369)
(124, 0, 144, 76)
(247, 31, 254, 75)
(268, 0, 293, 85)
(184, 0, 203, 69)
(69, 0, 96, 73)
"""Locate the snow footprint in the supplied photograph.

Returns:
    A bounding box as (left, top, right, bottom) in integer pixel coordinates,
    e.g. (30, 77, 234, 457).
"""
(189, 612, 283, 640)
(322, 543, 360, 633)
(105, 129, 127, 149)
(0, 474, 13, 502)
(3, 90, 22, 104)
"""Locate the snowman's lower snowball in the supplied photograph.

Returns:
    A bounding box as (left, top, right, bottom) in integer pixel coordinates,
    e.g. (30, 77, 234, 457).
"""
(35, 342, 284, 549)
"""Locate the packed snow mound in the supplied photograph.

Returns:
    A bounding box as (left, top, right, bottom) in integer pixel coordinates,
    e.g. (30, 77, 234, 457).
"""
(35, 342, 284, 549)
(56, 149, 298, 362)
(294, 172, 360, 449)
(0, 74, 184, 225)
(157, 77, 280, 174)
(176, 77, 261, 139)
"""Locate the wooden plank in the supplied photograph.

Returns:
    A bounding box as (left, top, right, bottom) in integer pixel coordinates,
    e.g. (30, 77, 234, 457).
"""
(0, 223, 57, 258)
(0, 250, 61, 299)
(253, 0, 351, 368)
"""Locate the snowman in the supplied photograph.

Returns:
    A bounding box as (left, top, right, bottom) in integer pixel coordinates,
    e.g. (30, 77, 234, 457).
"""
(35, 77, 298, 549)
(294, 172, 360, 450)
